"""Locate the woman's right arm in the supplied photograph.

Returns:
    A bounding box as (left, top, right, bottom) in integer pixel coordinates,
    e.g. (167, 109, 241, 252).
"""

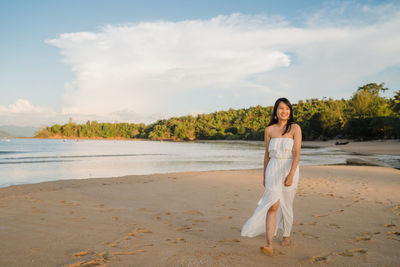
(263, 127, 271, 187)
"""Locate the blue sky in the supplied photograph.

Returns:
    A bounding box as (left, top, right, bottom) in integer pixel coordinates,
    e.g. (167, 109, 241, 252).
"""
(0, 0, 399, 126)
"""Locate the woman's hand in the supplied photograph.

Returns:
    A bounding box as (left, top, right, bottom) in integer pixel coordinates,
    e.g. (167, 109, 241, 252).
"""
(284, 173, 294, 187)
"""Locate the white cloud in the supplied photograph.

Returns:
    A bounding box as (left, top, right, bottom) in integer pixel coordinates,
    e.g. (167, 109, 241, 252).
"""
(0, 99, 58, 126)
(0, 99, 48, 113)
(43, 4, 400, 124)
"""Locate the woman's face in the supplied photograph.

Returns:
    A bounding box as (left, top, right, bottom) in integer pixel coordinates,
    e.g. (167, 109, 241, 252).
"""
(277, 102, 290, 121)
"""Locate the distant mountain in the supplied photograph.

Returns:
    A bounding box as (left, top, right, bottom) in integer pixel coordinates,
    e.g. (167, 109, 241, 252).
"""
(0, 125, 38, 137)
(0, 130, 11, 138)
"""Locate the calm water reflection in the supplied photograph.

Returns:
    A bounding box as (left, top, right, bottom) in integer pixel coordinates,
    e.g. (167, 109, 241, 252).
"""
(0, 138, 398, 188)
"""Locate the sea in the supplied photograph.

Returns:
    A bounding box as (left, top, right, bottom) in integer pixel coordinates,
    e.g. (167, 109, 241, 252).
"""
(0, 138, 398, 188)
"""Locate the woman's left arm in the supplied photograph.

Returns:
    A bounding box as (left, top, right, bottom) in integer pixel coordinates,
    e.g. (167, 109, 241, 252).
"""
(284, 124, 302, 187)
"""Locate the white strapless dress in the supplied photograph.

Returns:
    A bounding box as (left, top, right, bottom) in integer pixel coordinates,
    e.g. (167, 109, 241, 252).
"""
(241, 138, 299, 238)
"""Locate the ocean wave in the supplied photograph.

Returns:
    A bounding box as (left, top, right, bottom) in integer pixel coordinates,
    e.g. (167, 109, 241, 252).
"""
(1, 153, 168, 161)
(0, 159, 76, 164)
(0, 151, 26, 154)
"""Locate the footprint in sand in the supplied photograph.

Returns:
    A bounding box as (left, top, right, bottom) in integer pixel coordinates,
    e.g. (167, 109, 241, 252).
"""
(349, 231, 380, 243)
(302, 232, 319, 239)
(327, 223, 341, 229)
(128, 228, 153, 236)
(231, 226, 241, 232)
(349, 237, 372, 242)
(218, 239, 240, 243)
(313, 214, 329, 218)
(31, 207, 47, 214)
(175, 225, 192, 231)
(163, 237, 186, 244)
(337, 248, 367, 257)
(386, 231, 400, 241)
(60, 200, 80, 207)
(185, 218, 208, 223)
(109, 241, 120, 248)
(388, 205, 400, 216)
(100, 209, 113, 213)
(69, 250, 109, 267)
(309, 255, 330, 263)
(217, 216, 232, 221)
(69, 249, 147, 267)
(73, 250, 92, 257)
(184, 210, 204, 216)
(68, 259, 105, 267)
(111, 250, 146, 256)
(359, 231, 380, 236)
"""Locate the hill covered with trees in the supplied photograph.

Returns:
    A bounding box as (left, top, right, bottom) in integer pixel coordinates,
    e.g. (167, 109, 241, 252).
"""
(35, 83, 400, 141)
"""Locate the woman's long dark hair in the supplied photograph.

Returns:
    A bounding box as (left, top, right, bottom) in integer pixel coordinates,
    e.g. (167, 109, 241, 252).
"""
(267, 97, 294, 136)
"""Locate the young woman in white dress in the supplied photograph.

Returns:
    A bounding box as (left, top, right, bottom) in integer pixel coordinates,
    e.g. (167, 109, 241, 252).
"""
(241, 98, 302, 255)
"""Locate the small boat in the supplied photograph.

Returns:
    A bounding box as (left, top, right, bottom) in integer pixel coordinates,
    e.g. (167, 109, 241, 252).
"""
(2, 138, 10, 142)
(335, 141, 349, 145)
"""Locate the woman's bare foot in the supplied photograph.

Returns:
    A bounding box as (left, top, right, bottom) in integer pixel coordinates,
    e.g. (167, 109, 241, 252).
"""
(281, 236, 291, 246)
(260, 246, 273, 255)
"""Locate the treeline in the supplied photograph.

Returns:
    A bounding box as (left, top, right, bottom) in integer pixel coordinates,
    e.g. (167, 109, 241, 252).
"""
(35, 83, 400, 141)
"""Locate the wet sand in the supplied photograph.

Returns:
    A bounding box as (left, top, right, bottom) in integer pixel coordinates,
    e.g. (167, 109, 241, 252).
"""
(302, 139, 400, 155)
(0, 165, 399, 266)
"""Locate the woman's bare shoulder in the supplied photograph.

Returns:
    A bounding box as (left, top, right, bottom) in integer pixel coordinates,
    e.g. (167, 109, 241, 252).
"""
(266, 124, 276, 131)
(291, 123, 301, 131)
(265, 125, 275, 134)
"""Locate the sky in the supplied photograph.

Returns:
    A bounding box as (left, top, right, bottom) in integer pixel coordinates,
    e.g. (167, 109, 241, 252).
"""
(1, 0, 399, 127)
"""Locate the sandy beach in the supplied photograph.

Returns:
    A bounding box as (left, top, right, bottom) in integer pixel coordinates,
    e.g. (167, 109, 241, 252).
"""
(0, 164, 399, 266)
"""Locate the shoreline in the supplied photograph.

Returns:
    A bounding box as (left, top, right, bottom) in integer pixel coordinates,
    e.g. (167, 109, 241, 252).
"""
(0, 166, 399, 266)
(13, 136, 400, 155)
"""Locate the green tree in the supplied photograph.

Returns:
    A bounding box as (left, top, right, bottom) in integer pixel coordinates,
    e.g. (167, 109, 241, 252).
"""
(391, 90, 400, 114)
(349, 83, 390, 118)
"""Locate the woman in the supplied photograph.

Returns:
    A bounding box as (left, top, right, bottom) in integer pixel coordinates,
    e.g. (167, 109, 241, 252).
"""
(241, 98, 302, 255)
